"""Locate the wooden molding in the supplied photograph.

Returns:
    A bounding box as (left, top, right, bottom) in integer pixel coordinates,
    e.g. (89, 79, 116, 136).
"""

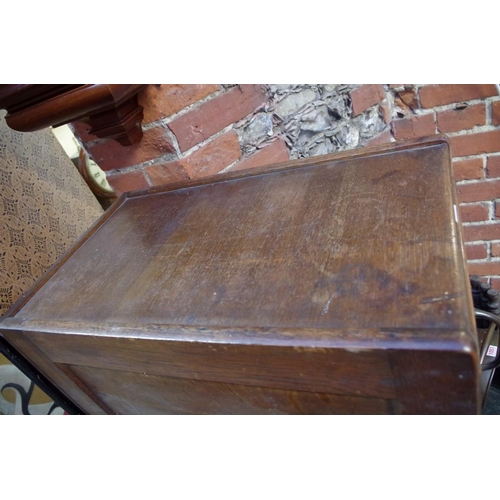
(0, 84, 148, 145)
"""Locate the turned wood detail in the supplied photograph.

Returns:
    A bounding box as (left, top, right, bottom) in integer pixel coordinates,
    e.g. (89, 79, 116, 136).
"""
(0, 84, 148, 146)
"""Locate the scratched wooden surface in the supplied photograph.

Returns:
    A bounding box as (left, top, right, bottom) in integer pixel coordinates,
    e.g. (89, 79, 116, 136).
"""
(0, 137, 480, 414)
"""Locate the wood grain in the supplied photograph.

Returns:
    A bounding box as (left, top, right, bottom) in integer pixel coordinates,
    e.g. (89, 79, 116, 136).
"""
(389, 349, 479, 414)
(65, 364, 392, 415)
(0, 137, 480, 413)
(16, 140, 473, 334)
(22, 330, 397, 398)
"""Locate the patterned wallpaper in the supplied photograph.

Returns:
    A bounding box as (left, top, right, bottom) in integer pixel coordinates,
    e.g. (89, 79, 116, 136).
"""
(0, 110, 103, 414)
(0, 110, 103, 315)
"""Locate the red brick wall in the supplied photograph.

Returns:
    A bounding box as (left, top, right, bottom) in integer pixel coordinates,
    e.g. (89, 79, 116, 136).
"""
(71, 83, 500, 284)
(71, 84, 391, 194)
(386, 84, 500, 286)
(72, 85, 288, 193)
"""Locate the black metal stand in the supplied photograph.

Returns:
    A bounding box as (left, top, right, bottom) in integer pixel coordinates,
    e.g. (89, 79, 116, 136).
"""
(0, 336, 84, 415)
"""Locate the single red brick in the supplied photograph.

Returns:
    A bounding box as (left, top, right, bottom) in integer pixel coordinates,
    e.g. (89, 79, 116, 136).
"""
(366, 129, 393, 147)
(495, 201, 500, 218)
(394, 96, 410, 116)
(394, 88, 419, 111)
(107, 170, 149, 195)
(492, 100, 500, 126)
(138, 84, 220, 124)
(437, 103, 486, 133)
(380, 101, 392, 124)
(492, 243, 500, 258)
(465, 243, 488, 260)
(146, 161, 190, 186)
(391, 113, 436, 140)
(467, 261, 500, 276)
(169, 85, 267, 152)
(350, 84, 385, 116)
(457, 180, 500, 203)
(463, 222, 500, 242)
(450, 130, 500, 158)
(453, 158, 484, 181)
(179, 131, 241, 179)
(488, 156, 500, 178)
(460, 203, 489, 222)
(88, 126, 176, 171)
(489, 277, 500, 289)
(231, 139, 289, 172)
(419, 84, 498, 108)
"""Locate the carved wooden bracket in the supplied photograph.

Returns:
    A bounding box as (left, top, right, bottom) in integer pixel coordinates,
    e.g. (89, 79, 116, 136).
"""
(0, 84, 148, 146)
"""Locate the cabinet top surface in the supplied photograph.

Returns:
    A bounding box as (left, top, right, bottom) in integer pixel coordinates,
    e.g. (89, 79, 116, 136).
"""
(6, 138, 475, 344)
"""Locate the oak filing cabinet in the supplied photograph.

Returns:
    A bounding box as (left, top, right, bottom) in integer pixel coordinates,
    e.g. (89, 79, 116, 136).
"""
(0, 137, 480, 414)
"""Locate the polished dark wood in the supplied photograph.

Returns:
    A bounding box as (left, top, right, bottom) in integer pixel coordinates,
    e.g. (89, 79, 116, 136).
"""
(0, 137, 480, 414)
(0, 85, 81, 112)
(0, 84, 147, 145)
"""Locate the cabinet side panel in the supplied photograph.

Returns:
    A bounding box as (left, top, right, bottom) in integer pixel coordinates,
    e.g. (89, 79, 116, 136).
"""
(27, 332, 397, 399)
(389, 350, 480, 414)
(65, 364, 393, 415)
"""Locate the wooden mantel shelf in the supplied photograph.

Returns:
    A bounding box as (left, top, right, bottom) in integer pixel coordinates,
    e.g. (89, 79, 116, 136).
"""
(0, 84, 147, 145)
